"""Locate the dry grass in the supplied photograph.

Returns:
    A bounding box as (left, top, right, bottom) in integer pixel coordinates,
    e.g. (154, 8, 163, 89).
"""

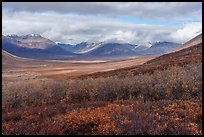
(2, 63, 202, 109)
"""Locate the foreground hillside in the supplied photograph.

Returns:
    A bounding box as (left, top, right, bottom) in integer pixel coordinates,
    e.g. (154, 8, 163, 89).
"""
(2, 99, 202, 135)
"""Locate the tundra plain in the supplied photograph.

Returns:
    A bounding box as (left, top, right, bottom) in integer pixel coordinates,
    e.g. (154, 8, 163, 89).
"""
(2, 55, 157, 82)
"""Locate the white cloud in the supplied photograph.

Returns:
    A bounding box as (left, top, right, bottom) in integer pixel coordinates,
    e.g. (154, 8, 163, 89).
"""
(2, 3, 202, 45)
(169, 22, 202, 44)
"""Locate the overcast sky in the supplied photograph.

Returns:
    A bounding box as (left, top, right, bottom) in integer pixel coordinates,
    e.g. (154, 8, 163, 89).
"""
(2, 2, 202, 44)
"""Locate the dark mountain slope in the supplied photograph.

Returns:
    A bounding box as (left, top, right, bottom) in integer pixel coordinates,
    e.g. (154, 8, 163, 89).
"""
(2, 35, 77, 60)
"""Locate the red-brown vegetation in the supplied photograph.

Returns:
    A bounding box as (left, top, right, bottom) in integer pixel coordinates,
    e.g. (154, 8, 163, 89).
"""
(2, 100, 202, 135)
(2, 61, 202, 135)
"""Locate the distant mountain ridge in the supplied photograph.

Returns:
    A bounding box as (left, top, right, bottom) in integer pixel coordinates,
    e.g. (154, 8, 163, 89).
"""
(84, 43, 140, 57)
(57, 41, 181, 57)
(2, 34, 76, 60)
(2, 34, 182, 60)
(141, 41, 181, 55)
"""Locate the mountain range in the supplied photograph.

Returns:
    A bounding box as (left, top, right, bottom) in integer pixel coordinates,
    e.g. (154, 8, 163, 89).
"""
(2, 34, 181, 60)
(2, 34, 76, 60)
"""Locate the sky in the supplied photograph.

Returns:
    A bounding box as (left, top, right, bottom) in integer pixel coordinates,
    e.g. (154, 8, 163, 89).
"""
(2, 2, 202, 45)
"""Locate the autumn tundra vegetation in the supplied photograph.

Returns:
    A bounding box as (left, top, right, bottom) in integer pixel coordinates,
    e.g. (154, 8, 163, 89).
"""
(2, 61, 202, 135)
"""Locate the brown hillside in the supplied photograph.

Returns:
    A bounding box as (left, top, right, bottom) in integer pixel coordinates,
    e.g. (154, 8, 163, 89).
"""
(174, 33, 202, 52)
(2, 50, 23, 69)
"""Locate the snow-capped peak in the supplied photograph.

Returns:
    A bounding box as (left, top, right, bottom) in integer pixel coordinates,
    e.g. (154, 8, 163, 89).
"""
(55, 42, 61, 44)
(76, 42, 105, 54)
(27, 34, 41, 37)
(147, 42, 152, 47)
(7, 34, 18, 38)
